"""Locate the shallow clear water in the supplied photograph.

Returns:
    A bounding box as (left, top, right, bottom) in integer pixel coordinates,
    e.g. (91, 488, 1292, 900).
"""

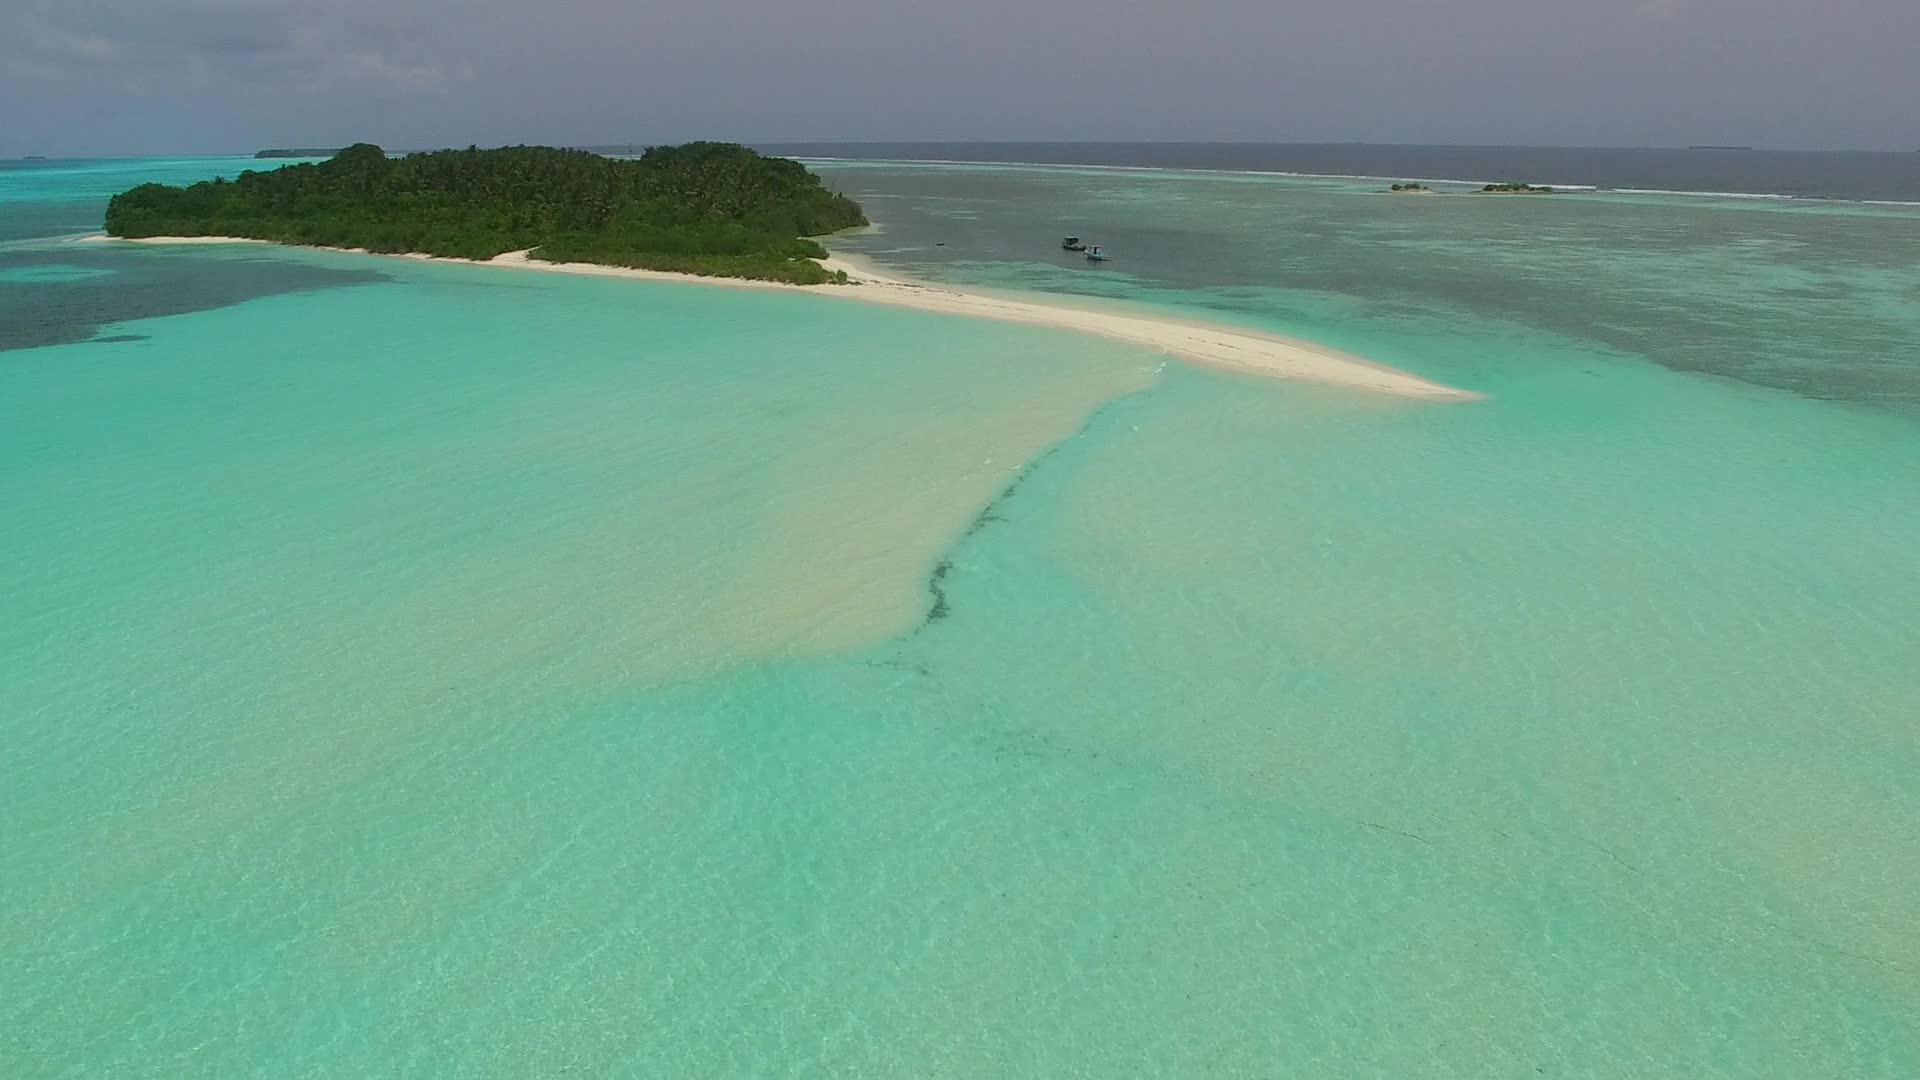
(816, 160, 1920, 410)
(3, 158, 1917, 1077)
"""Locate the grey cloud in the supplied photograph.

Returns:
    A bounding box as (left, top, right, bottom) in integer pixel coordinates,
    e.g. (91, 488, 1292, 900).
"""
(3, 0, 1917, 156)
(6, 0, 462, 96)
(195, 29, 296, 56)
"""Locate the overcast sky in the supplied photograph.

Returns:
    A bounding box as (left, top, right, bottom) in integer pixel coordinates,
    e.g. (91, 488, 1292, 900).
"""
(5, 0, 1918, 156)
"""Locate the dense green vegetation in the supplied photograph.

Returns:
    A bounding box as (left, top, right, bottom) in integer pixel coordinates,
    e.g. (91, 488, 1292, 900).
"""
(1479, 181, 1555, 193)
(107, 143, 867, 284)
(1389, 182, 1432, 192)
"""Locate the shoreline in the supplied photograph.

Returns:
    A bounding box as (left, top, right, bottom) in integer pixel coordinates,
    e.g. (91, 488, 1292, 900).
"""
(78, 235, 1479, 400)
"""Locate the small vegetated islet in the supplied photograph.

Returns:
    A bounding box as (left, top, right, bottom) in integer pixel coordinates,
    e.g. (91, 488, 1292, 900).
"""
(106, 143, 868, 285)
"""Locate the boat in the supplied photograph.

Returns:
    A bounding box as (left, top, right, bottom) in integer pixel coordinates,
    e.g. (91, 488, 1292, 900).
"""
(1084, 245, 1110, 262)
(1060, 235, 1085, 251)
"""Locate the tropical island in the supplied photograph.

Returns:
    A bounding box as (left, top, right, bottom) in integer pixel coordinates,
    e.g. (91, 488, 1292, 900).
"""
(1389, 182, 1433, 193)
(107, 142, 868, 284)
(253, 148, 343, 159)
(1478, 181, 1555, 194)
(93, 143, 1478, 398)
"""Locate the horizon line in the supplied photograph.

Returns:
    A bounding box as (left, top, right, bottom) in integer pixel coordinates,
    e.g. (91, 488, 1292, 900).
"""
(15, 139, 1920, 162)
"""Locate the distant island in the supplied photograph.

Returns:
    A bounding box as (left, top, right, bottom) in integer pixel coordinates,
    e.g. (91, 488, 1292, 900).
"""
(253, 148, 343, 159)
(1389, 182, 1433, 193)
(1688, 145, 1755, 151)
(1478, 181, 1555, 194)
(108, 143, 868, 284)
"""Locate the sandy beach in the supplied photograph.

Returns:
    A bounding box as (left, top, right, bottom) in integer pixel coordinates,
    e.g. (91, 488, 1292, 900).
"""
(81, 235, 1478, 400)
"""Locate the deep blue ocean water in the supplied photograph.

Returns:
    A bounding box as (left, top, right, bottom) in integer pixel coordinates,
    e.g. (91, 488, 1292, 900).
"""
(758, 142, 1920, 203)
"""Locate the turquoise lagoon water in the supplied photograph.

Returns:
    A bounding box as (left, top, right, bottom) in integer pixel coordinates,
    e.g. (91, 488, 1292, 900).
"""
(3, 159, 1919, 1076)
